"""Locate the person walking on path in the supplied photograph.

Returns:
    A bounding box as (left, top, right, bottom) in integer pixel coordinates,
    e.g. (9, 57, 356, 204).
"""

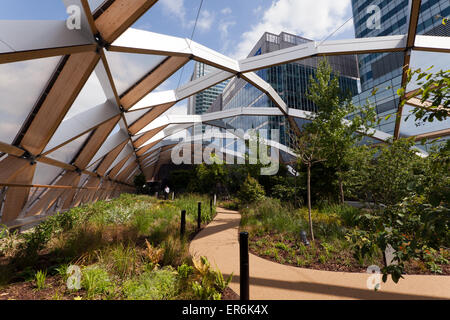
(164, 185, 170, 200)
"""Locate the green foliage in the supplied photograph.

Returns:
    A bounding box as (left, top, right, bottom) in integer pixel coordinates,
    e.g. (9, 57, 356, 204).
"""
(191, 280, 221, 300)
(177, 263, 194, 279)
(303, 58, 378, 204)
(238, 175, 265, 204)
(100, 243, 143, 278)
(55, 264, 70, 282)
(344, 138, 426, 206)
(191, 256, 230, 300)
(188, 162, 228, 195)
(81, 265, 115, 299)
(0, 225, 19, 258)
(0, 194, 229, 299)
(401, 67, 449, 123)
(123, 268, 178, 300)
(269, 176, 304, 206)
(161, 236, 190, 267)
(346, 195, 449, 282)
(35, 270, 47, 290)
(213, 268, 233, 292)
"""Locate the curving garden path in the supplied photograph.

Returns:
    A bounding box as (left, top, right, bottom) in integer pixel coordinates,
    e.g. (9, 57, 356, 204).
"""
(189, 207, 450, 300)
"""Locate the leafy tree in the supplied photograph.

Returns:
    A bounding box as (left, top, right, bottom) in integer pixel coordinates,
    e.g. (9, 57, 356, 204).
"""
(190, 161, 228, 195)
(306, 59, 377, 204)
(342, 144, 378, 201)
(345, 139, 449, 282)
(292, 132, 325, 241)
(238, 175, 265, 204)
(365, 138, 425, 206)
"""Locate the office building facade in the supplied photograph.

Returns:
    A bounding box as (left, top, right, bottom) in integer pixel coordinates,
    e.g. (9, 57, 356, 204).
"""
(188, 62, 229, 115)
(207, 31, 359, 148)
(351, 0, 450, 136)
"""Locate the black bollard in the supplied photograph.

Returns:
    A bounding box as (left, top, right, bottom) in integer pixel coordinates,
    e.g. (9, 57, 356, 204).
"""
(197, 202, 201, 230)
(210, 197, 213, 216)
(180, 210, 186, 237)
(239, 231, 249, 300)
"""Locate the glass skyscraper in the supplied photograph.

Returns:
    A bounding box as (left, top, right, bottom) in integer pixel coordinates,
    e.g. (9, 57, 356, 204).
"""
(351, 0, 450, 136)
(188, 62, 230, 115)
(207, 31, 359, 148)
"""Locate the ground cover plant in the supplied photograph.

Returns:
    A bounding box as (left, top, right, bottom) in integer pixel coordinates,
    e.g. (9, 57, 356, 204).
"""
(0, 193, 236, 300)
(240, 198, 449, 275)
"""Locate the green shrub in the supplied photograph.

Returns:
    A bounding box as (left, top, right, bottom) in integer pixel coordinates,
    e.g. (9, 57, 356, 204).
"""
(81, 265, 114, 299)
(238, 175, 265, 204)
(177, 264, 194, 279)
(161, 236, 189, 267)
(100, 243, 143, 278)
(123, 268, 178, 300)
(192, 280, 221, 300)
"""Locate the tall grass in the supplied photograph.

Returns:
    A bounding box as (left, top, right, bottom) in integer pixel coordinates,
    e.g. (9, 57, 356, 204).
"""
(0, 193, 226, 300)
(241, 198, 357, 240)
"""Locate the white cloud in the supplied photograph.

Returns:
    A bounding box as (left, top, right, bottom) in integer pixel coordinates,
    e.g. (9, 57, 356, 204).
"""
(219, 19, 237, 52)
(195, 10, 215, 32)
(231, 0, 353, 59)
(253, 6, 263, 15)
(221, 7, 232, 15)
(219, 20, 236, 38)
(160, 0, 186, 23)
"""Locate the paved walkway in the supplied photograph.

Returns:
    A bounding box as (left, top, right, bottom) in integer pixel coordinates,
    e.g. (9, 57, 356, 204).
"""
(189, 207, 450, 300)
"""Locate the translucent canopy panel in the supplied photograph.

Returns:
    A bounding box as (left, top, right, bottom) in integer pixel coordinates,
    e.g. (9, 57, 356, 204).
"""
(399, 105, 450, 137)
(150, 59, 196, 93)
(87, 0, 105, 13)
(138, 102, 188, 134)
(417, 0, 450, 37)
(161, 127, 189, 143)
(87, 156, 104, 171)
(408, 50, 450, 92)
(350, 51, 403, 136)
(399, 50, 450, 138)
(77, 174, 90, 188)
(0, 56, 61, 144)
(87, 125, 129, 166)
(46, 132, 91, 164)
(139, 123, 192, 149)
(105, 51, 168, 96)
(115, 156, 135, 177)
(124, 109, 149, 126)
(63, 64, 107, 120)
(32, 163, 63, 186)
(106, 143, 134, 173)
